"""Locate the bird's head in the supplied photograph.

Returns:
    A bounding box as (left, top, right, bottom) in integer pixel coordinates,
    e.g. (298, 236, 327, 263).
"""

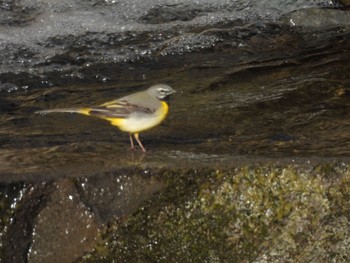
(147, 84, 176, 100)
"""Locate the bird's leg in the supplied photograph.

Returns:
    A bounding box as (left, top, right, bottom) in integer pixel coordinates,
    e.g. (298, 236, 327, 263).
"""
(134, 133, 146, 152)
(129, 133, 135, 150)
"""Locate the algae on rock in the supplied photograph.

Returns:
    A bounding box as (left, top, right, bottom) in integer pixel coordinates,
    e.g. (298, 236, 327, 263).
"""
(79, 163, 350, 262)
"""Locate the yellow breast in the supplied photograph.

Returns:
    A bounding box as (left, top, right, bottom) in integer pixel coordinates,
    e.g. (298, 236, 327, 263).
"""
(105, 101, 169, 133)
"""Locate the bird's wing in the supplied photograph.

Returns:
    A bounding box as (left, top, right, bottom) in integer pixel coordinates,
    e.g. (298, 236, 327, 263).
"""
(87, 99, 154, 119)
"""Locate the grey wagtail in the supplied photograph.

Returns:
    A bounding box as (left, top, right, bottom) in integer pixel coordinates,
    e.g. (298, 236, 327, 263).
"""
(36, 84, 176, 152)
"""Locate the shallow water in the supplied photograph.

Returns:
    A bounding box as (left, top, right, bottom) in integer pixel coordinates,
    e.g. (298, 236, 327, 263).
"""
(1, 6, 350, 181)
(1, 24, 349, 181)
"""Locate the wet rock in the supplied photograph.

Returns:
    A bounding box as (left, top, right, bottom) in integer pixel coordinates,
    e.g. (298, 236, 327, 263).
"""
(79, 164, 350, 262)
(339, 0, 350, 6)
(76, 171, 164, 223)
(27, 179, 99, 263)
(0, 97, 19, 112)
(281, 8, 350, 28)
(139, 4, 212, 24)
(0, 0, 341, 87)
(1, 183, 50, 263)
(0, 0, 42, 26)
(0, 173, 163, 262)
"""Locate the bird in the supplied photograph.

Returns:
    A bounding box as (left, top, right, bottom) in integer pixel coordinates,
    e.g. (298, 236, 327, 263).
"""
(35, 84, 176, 152)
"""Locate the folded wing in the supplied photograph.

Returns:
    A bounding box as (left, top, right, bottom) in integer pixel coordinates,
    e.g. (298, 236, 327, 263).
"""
(88, 99, 154, 119)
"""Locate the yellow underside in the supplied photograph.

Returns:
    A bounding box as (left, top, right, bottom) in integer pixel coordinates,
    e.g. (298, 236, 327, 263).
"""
(79, 101, 169, 134)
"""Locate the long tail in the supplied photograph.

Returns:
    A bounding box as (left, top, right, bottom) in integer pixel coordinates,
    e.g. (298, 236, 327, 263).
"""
(35, 108, 90, 115)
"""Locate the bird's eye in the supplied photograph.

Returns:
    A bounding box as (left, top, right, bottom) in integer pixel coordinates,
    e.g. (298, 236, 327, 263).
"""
(159, 88, 166, 93)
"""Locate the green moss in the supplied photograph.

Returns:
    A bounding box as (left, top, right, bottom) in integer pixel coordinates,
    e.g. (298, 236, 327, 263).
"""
(79, 163, 350, 262)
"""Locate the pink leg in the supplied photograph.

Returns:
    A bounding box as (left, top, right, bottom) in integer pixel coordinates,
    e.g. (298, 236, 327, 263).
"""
(134, 133, 146, 152)
(129, 133, 135, 150)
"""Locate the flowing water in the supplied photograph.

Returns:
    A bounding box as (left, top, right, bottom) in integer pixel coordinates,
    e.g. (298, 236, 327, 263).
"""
(0, 0, 349, 182)
(1, 23, 349, 181)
